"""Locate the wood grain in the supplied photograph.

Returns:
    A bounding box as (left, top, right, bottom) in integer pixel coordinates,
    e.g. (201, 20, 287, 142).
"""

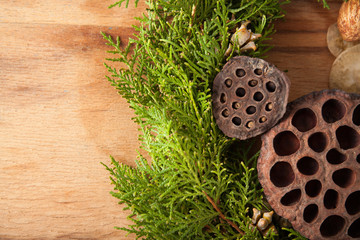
(267, 0, 341, 101)
(0, 0, 340, 239)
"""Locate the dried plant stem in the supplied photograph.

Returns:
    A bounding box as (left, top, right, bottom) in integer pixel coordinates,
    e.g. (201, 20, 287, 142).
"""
(203, 191, 245, 235)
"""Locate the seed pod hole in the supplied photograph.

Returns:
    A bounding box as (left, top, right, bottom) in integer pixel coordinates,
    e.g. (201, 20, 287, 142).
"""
(248, 79, 258, 87)
(357, 154, 360, 164)
(305, 180, 322, 197)
(332, 168, 356, 188)
(246, 120, 255, 129)
(259, 116, 267, 123)
(236, 68, 246, 77)
(232, 117, 241, 126)
(280, 189, 301, 206)
(320, 215, 345, 237)
(273, 131, 300, 156)
(236, 87, 246, 97)
(292, 108, 317, 132)
(220, 93, 227, 103)
(326, 148, 346, 165)
(297, 157, 319, 175)
(246, 106, 256, 115)
(308, 132, 327, 153)
(265, 102, 273, 111)
(253, 92, 264, 101)
(254, 68, 263, 75)
(225, 78, 233, 88)
(266, 81, 276, 93)
(345, 191, 360, 215)
(336, 125, 360, 150)
(352, 104, 360, 126)
(348, 217, 360, 238)
(270, 162, 295, 187)
(222, 109, 230, 118)
(324, 189, 339, 209)
(232, 102, 241, 110)
(322, 99, 346, 123)
(303, 204, 318, 223)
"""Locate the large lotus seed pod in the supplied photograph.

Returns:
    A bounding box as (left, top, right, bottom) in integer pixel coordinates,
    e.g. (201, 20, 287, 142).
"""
(258, 89, 360, 239)
(212, 56, 290, 140)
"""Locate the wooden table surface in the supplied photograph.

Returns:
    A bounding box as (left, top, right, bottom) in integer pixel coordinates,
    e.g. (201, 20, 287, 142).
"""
(0, 0, 341, 239)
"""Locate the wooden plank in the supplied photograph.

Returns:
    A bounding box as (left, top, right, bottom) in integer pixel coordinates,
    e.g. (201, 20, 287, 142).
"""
(267, 0, 341, 101)
(0, 21, 140, 240)
(0, 0, 146, 26)
(0, 0, 340, 239)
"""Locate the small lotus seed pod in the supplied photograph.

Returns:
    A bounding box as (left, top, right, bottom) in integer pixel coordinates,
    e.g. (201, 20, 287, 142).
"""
(212, 56, 290, 140)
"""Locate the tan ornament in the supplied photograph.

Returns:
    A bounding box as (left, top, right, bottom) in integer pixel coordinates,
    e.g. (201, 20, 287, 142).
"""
(337, 0, 360, 42)
(327, 23, 360, 57)
(329, 44, 360, 93)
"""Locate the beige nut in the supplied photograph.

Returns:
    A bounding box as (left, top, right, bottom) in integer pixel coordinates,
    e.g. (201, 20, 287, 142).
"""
(327, 23, 360, 57)
(337, 0, 360, 41)
(329, 44, 360, 93)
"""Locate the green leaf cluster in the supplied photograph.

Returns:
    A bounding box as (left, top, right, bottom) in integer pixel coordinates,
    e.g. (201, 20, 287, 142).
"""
(101, 0, 325, 239)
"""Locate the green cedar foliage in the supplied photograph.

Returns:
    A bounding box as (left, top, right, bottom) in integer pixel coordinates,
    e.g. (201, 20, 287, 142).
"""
(102, 0, 324, 239)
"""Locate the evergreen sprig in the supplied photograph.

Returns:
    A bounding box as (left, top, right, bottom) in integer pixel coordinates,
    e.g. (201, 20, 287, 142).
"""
(102, 0, 325, 239)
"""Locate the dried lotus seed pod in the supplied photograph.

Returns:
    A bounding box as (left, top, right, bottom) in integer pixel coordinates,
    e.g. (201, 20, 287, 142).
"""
(212, 56, 290, 140)
(258, 89, 360, 239)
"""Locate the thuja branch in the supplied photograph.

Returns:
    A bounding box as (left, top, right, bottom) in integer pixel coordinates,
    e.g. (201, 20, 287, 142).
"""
(103, 0, 325, 238)
(103, 0, 286, 239)
(203, 191, 245, 235)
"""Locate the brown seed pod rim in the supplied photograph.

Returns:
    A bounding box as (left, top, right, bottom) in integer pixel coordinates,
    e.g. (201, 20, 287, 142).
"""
(212, 55, 291, 140)
(258, 89, 360, 240)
